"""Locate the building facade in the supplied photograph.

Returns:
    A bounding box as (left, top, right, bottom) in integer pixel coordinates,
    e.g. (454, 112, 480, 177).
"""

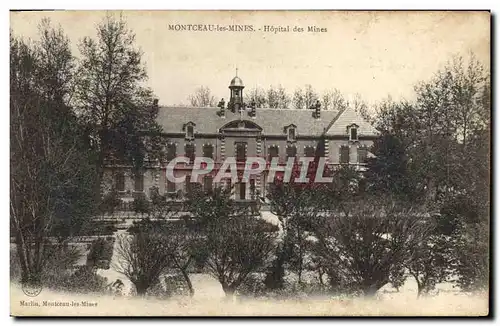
(105, 74, 379, 204)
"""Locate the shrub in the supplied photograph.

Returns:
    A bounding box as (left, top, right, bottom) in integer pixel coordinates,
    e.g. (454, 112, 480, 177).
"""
(87, 238, 115, 269)
(78, 220, 118, 236)
(133, 196, 150, 215)
(99, 190, 122, 215)
(45, 266, 109, 294)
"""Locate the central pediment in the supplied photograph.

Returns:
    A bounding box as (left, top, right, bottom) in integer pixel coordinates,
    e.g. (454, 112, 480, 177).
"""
(219, 119, 263, 132)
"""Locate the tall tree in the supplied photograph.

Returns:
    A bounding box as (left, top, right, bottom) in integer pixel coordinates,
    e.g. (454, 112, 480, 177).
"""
(350, 93, 372, 122)
(188, 85, 217, 107)
(10, 22, 97, 285)
(322, 89, 348, 112)
(272, 85, 291, 109)
(74, 14, 163, 191)
(244, 86, 267, 108)
(303, 84, 319, 109)
(292, 88, 305, 110)
(266, 85, 290, 109)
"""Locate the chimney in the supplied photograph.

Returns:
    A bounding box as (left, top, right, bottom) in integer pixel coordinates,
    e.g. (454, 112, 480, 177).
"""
(217, 98, 226, 118)
(313, 100, 321, 119)
(249, 100, 256, 118)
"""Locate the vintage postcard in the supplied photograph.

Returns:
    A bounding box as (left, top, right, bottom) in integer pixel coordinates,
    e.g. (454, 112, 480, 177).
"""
(10, 10, 490, 317)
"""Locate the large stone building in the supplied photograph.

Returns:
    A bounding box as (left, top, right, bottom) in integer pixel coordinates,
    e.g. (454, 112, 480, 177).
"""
(107, 74, 378, 205)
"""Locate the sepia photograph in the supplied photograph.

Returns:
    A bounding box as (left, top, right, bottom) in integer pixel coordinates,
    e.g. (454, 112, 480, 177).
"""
(9, 10, 491, 317)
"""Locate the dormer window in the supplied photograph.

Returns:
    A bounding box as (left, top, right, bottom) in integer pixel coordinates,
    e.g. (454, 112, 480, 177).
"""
(184, 122, 196, 140)
(288, 128, 296, 142)
(347, 124, 359, 141)
(285, 124, 297, 143)
(350, 128, 357, 141)
(187, 125, 194, 138)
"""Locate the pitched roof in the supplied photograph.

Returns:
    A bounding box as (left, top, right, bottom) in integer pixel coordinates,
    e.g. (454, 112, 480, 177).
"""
(323, 106, 379, 137)
(156, 106, 378, 137)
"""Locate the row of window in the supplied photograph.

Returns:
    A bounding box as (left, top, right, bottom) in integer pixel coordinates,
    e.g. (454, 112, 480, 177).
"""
(166, 176, 256, 200)
(114, 173, 252, 197)
(115, 145, 368, 193)
(114, 173, 144, 193)
(166, 143, 368, 163)
(185, 124, 360, 142)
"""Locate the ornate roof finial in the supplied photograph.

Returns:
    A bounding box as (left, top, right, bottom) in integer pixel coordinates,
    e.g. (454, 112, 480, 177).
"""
(236, 67, 238, 77)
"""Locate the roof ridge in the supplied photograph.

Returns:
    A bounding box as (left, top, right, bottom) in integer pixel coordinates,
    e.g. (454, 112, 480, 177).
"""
(158, 106, 340, 113)
(159, 106, 219, 109)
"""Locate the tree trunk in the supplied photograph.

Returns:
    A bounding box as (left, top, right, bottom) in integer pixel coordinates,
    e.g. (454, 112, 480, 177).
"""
(180, 268, 195, 297)
(134, 282, 149, 296)
(416, 279, 426, 298)
(264, 247, 286, 290)
(221, 283, 236, 300)
(15, 231, 42, 285)
(318, 268, 324, 286)
(412, 273, 424, 299)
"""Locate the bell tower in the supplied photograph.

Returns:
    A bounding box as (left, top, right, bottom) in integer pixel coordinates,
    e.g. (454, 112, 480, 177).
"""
(228, 69, 245, 113)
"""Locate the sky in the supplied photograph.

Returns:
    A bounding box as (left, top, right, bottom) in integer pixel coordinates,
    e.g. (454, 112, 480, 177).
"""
(10, 10, 490, 107)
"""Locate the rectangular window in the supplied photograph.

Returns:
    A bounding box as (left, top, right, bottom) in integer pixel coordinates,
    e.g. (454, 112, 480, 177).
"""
(185, 144, 195, 164)
(286, 145, 297, 158)
(235, 142, 247, 162)
(166, 143, 176, 161)
(340, 146, 350, 164)
(358, 147, 368, 164)
(317, 142, 325, 157)
(167, 179, 176, 193)
(304, 146, 315, 158)
(134, 173, 144, 192)
(115, 172, 125, 192)
(185, 175, 192, 195)
(350, 128, 358, 141)
(203, 144, 214, 159)
(186, 125, 194, 139)
(239, 182, 246, 200)
(204, 175, 213, 193)
(268, 145, 279, 162)
(250, 179, 256, 199)
(288, 128, 296, 142)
